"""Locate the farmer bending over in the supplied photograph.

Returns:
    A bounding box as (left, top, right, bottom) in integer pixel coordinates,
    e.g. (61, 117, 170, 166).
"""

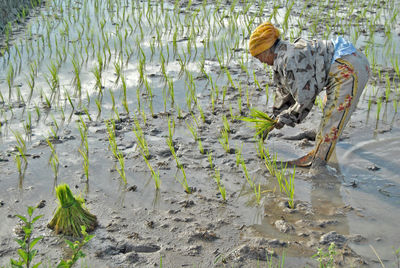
(249, 22, 370, 167)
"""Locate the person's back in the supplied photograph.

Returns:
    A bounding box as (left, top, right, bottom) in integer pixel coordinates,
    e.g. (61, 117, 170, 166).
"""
(249, 22, 370, 167)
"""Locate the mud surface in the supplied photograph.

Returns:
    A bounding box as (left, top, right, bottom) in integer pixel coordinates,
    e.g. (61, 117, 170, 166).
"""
(0, 0, 399, 267)
(0, 0, 40, 34)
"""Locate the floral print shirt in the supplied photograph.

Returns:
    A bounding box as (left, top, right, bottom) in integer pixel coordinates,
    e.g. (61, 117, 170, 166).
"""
(272, 38, 335, 126)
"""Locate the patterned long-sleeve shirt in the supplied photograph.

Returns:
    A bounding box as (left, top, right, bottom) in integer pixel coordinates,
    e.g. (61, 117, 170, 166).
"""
(272, 38, 335, 126)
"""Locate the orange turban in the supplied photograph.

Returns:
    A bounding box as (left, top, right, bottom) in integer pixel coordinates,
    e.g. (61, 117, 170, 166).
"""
(249, 22, 280, 57)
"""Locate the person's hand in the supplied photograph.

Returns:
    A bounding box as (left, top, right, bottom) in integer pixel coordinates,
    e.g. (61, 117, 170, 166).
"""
(276, 114, 295, 128)
(274, 121, 284, 129)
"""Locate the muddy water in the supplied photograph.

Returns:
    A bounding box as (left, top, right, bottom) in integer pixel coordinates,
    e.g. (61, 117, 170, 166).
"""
(0, 0, 399, 267)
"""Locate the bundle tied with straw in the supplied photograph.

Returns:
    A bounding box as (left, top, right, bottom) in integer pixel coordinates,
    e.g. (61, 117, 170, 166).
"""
(240, 108, 277, 140)
(48, 183, 98, 237)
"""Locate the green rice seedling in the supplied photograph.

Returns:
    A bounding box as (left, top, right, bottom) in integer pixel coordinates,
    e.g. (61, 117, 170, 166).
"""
(213, 169, 226, 201)
(95, 99, 102, 119)
(207, 151, 214, 169)
(79, 143, 89, 181)
(222, 86, 227, 106)
(376, 97, 382, 120)
(92, 65, 103, 96)
(48, 184, 98, 237)
(34, 104, 41, 122)
(113, 105, 120, 121)
(256, 138, 266, 159)
(283, 166, 296, 209)
(210, 90, 216, 114)
(65, 90, 75, 111)
(46, 138, 59, 163)
(186, 120, 198, 142)
(176, 165, 192, 194)
(7, 63, 15, 101)
(385, 82, 392, 105)
(71, 55, 82, 95)
(219, 184, 226, 201)
(197, 103, 206, 123)
(222, 115, 230, 133)
(240, 108, 277, 140)
(235, 144, 243, 167)
(121, 75, 129, 115)
(252, 70, 262, 91)
(46, 61, 60, 94)
(198, 138, 205, 154)
(10, 206, 43, 268)
(368, 94, 372, 112)
(83, 107, 92, 122)
(151, 168, 161, 190)
(229, 105, 236, 122)
(274, 163, 288, 193)
(105, 120, 118, 159)
(254, 183, 261, 205)
(24, 112, 33, 137)
(167, 78, 175, 106)
(167, 117, 175, 145)
(246, 85, 251, 108)
(166, 137, 181, 168)
(15, 154, 23, 175)
(78, 119, 89, 180)
(143, 155, 161, 189)
(141, 110, 147, 126)
(264, 148, 277, 177)
(114, 61, 122, 85)
(240, 158, 254, 188)
(219, 129, 231, 153)
(133, 117, 150, 159)
(116, 151, 127, 184)
(12, 130, 27, 163)
(225, 67, 236, 89)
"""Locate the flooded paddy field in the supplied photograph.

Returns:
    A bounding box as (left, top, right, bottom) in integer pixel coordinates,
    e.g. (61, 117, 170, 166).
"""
(0, 0, 399, 267)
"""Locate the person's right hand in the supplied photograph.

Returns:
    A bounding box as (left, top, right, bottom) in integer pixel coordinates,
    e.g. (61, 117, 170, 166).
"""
(274, 121, 284, 129)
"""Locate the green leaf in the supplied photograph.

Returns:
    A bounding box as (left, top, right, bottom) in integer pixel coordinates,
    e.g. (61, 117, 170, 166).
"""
(32, 214, 44, 224)
(22, 226, 32, 236)
(15, 238, 25, 247)
(32, 262, 42, 268)
(16, 215, 28, 223)
(10, 258, 23, 268)
(29, 236, 43, 250)
(29, 249, 38, 261)
(17, 249, 28, 262)
(28, 206, 34, 217)
(64, 239, 75, 249)
(56, 260, 69, 268)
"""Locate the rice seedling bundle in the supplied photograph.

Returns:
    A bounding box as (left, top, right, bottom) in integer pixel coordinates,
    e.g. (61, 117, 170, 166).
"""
(240, 109, 277, 139)
(48, 184, 97, 237)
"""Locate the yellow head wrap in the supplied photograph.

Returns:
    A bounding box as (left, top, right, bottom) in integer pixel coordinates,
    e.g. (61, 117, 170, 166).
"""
(249, 22, 280, 57)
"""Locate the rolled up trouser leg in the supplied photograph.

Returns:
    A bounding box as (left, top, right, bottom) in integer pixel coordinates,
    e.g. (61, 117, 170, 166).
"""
(313, 50, 370, 163)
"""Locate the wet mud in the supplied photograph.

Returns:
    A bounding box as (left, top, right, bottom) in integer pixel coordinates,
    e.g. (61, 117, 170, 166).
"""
(0, 0, 399, 267)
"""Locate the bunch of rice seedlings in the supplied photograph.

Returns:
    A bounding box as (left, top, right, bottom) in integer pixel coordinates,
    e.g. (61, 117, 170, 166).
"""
(48, 184, 97, 237)
(240, 109, 277, 140)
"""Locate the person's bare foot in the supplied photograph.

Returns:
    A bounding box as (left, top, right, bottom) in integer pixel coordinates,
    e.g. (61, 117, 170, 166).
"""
(285, 150, 315, 167)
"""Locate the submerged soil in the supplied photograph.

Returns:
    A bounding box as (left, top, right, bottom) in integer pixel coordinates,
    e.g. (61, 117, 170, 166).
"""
(0, 0, 399, 267)
(0, 87, 398, 267)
